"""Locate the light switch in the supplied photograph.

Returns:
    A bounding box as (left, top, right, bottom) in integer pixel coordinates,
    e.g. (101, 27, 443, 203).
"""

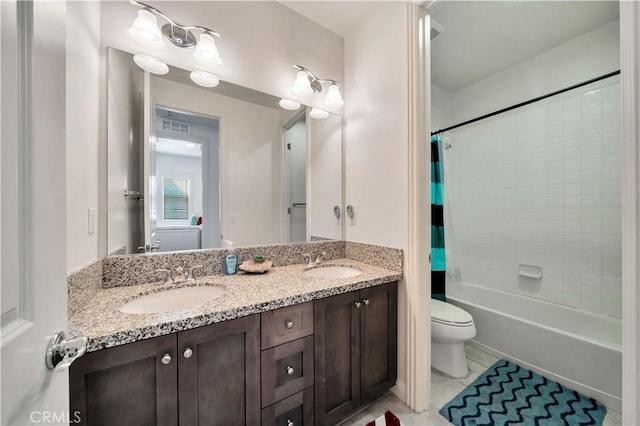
(88, 208, 96, 234)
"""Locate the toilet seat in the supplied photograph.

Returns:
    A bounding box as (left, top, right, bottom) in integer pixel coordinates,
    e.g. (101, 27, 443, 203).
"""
(431, 299, 473, 327)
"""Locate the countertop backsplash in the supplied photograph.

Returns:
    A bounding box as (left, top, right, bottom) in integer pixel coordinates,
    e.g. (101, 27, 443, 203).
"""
(67, 240, 403, 317)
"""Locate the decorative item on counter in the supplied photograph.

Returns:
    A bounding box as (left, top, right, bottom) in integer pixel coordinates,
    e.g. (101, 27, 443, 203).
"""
(190, 215, 198, 226)
(239, 255, 273, 274)
(197, 216, 203, 225)
(223, 240, 238, 275)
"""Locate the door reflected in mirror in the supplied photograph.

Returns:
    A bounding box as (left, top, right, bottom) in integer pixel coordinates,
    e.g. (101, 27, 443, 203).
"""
(107, 48, 343, 255)
(152, 107, 220, 252)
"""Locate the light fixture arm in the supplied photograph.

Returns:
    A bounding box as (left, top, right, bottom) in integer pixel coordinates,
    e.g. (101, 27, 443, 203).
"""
(293, 65, 341, 93)
(129, 0, 221, 38)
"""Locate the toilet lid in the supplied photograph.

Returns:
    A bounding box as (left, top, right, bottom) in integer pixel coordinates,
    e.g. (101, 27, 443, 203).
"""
(431, 299, 473, 325)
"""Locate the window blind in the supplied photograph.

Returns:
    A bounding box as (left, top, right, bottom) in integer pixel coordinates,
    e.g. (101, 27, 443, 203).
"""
(163, 177, 189, 220)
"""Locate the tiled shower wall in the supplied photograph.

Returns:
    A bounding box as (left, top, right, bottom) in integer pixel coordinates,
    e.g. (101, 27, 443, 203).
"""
(445, 76, 621, 318)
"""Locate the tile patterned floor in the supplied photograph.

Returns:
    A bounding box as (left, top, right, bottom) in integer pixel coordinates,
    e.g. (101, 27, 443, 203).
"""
(339, 344, 622, 426)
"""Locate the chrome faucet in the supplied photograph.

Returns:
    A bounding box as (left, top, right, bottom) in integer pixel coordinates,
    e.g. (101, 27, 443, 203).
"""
(187, 265, 203, 281)
(302, 252, 327, 269)
(174, 267, 188, 282)
(155, 269, 174, 284)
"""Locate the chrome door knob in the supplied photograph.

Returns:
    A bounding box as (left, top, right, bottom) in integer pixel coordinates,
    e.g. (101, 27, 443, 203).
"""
(161, 354, 172, 365)
(287, 420, 294, 426)
(285, 320, 294, 329)
(184, 347, 193, 359)
(354, 301, 362, 308)
(286, 365, 295, 375)
(363, 298, 370, 306)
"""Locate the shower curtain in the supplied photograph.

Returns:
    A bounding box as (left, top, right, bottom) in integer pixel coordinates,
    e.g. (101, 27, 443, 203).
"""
(431, 134, 446, 301)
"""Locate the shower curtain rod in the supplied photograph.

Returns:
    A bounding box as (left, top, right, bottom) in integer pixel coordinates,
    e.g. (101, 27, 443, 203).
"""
(430, 70, 621, 136)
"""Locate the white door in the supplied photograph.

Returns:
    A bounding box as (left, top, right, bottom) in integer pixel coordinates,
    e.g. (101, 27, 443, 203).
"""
(143, 77, 159, 251)
(285, 115, 307, 243)
(1, 1, 81, 424)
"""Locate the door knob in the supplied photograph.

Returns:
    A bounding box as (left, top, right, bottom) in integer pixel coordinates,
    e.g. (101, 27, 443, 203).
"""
(161, 354, 172, 365)
(184, 347, 193, 359)
(45, 331, 88, 372)
(285, 320, 294, 329)
(287, 420, 294, 426)
(363, 298, 370, 306)
(354, 301, 362, 308)
(286, 365, 295, 375)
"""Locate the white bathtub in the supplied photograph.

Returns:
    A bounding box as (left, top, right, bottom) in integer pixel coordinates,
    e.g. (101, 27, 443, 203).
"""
(447, 283, 622, 411)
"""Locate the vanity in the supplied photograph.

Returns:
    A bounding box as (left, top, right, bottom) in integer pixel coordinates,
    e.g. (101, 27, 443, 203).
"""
(68, 250, 401, 426)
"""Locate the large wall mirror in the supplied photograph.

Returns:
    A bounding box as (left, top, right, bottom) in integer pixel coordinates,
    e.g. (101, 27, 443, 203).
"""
(107, 48, 343, 255)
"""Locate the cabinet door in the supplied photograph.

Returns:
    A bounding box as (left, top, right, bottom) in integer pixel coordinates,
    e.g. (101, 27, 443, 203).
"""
(177, 315, 260, 426)
(69, 334, 178, 426)
(360, 282, 398, 404)
(314, 291, 361, 426)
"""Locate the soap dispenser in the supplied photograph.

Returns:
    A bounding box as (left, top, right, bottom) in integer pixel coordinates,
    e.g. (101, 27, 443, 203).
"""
(223, 240, 238, 275)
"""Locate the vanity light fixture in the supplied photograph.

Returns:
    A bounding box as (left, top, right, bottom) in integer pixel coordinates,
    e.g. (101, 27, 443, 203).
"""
(309, 108, 330, 120)
(282, 65, 344, 110)
(278, 99, 302, 111)
(190, 71, 220, 88)
(127, 0, 223, 84)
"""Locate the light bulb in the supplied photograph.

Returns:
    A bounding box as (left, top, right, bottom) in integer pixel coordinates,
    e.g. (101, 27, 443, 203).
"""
(133, 55, 169, 75)
(126, 9, 166, 52)
(193, 33, 223, 69)
(325, 83, 344, 108)
(309, 108, 329, 120)
(292, 71, 313, 96)
(190, 71, 220, 88)
(279, 99, 302, 111)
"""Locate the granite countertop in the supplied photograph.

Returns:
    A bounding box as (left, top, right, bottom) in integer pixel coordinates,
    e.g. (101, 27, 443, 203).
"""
(70, 258, 402, 352)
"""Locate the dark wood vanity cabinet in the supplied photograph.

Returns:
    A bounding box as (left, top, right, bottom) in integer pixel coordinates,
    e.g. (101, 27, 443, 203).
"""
(69, 334, 178, 426)
(314, 282, 398, 425)
(70, 315, 260, 426)
(70, 283, 397, 426)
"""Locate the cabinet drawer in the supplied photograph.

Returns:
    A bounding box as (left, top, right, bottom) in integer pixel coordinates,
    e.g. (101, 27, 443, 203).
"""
(261, 302, 313, 349)
(261, 336, 314, 407)
(261, 387, 314, 426)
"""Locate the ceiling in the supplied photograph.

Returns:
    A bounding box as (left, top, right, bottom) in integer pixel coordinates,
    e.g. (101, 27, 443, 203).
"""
(280, 1, 618, 92)
(157, 138, 203, 158)
(430, 1, 619, 92)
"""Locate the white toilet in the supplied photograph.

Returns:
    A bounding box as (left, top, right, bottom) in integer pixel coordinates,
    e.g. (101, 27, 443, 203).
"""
(431, 299, 476, 378)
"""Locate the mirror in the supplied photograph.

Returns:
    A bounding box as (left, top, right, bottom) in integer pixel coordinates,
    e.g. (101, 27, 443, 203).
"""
(107, 48, 343, 255)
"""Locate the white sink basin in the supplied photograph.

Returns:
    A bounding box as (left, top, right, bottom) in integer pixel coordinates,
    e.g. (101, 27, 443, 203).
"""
(303, 265, 363, 279)
(119, 286, 226, 314)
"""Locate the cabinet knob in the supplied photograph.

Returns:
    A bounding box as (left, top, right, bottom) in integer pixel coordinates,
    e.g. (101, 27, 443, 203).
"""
(287, 420, 294, 426)
(286, 365, 295, 375)
(363, 298, 370, 306)
(285, 320, 294, 329)
(354, 301, 362, 308)
(183, 347, 193, 359)
(161, 353, 172, 365)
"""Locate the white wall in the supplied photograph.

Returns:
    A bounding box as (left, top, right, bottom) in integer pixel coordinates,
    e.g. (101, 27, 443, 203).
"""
(99, 1, 344, 113)
(152, 77, 281, 247)
(450, 21, 620, 126)
(66, 1, 101, 271)
(431, 83, 453, 132)
(344, 2, 409, 249)
(343, 1, 410, 399)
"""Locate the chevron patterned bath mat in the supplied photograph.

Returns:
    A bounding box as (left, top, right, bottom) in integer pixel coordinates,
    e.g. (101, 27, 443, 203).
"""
(440, 359, 607, 426)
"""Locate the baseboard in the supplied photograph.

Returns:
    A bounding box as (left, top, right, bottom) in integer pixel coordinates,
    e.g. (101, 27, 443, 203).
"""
(391, 380, 407, 403)
(467, 339, 622, 413)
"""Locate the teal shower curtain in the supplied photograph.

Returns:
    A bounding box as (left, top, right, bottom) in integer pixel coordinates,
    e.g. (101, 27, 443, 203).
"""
(431, 134, 446, 301)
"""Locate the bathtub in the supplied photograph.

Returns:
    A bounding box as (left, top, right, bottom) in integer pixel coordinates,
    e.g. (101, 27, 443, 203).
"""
(447, 283, 622, 411)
